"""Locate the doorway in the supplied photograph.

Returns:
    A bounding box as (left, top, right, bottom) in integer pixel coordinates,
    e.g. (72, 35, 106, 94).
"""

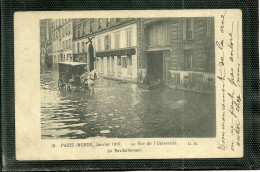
(147, 51, 164, 84)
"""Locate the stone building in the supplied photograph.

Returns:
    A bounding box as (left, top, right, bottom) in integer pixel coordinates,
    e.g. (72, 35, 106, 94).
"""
(72, 19, 90, 68)
(40, 19, 52, 68)
(93, 18, 138, 82)
(137, 18, 215, 93)
(51, 19, 73, 68)
(72, 18, 138, 81)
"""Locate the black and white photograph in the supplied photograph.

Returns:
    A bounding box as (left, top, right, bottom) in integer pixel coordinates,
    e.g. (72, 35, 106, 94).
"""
(40, 17, 216, 139)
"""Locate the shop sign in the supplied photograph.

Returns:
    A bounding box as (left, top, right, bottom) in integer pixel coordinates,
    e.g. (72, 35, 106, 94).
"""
(96, 48, 136, 57)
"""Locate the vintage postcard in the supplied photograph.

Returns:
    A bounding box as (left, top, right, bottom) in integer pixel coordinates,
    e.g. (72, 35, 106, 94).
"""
(15, 9, 243, 160)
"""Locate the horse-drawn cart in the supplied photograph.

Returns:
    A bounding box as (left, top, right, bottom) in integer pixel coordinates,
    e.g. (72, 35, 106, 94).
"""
(58, 62, 87, 92)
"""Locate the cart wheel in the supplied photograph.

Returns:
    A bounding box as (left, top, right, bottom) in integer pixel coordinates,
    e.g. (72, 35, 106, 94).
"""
(58, 79, 65, 91)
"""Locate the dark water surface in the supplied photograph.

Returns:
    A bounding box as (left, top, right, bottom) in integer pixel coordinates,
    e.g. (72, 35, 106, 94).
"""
(41, 70, 216, 139)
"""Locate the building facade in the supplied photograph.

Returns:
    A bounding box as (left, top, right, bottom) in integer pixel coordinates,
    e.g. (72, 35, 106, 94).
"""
(72, 19, 89, 66)
(40, 19, 52, 68)
(93, 18, 138, 82)
(137, 18, 215, 92)
(51, 19, 73, 68)
(42, 17, 215, 93)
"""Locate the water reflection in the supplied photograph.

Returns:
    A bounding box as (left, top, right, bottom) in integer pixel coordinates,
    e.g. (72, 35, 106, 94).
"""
(41, 70, 215, 139)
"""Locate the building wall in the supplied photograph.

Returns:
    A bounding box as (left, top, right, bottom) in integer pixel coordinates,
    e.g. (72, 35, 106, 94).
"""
(168, 18, 215, 93)
(51, 19, 73, 68)
(72, 19, 89, 70)
(94, 22, 138, 82)
(138, 18, 215, 93)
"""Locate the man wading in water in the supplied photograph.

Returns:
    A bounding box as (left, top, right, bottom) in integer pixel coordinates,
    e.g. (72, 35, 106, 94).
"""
(87, 72, 95, 95)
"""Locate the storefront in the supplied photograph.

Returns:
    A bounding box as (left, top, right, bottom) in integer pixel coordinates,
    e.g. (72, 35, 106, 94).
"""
(96, 48, 136, 79)
(94, 22, 138, 82)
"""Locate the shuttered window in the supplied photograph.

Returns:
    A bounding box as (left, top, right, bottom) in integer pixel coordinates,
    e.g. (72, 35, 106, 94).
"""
(82, 42, 85, 52)
(104, 35, 111, 50)
(114, 32, 120, 49)
(98, 39, 101, 51)
(183, 18, 194, 40)
(73, 43, 75, 53)
(77, 42, 80, 53)
(126, 29, 132, 47)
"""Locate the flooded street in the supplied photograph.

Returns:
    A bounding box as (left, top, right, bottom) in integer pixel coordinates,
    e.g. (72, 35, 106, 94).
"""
(41, 69, 216, 139)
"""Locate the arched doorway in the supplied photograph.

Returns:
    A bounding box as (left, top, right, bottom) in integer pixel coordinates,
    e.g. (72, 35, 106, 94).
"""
(89, 43, 95, 72)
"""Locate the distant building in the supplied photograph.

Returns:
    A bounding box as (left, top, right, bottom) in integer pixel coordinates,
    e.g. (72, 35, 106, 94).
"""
(40, 19, 52, 68)
(51, 19, 73, 68)
(72, 19, 90, 67)
(40, 20, 47, 67)
(137, 18, 215, 93)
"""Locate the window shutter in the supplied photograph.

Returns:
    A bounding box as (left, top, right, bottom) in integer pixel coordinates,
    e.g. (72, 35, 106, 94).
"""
(104, 36, 106, 50)
(108, 35, 111, 49)
(191, 18, 194, 39)
(183, 19, 186, 40)
(129, 30, 132, 46)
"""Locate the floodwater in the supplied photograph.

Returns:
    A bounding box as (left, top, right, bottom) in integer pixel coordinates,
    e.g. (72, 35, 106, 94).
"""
(41, 69, 216, 139)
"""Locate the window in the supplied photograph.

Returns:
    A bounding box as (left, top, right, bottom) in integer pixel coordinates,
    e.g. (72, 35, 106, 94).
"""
(90, 20, 93, 33)
(65, 26, 67, 36)
(73, 43, 75, 53)
(127, 55, 132, 65)
(83, 24, 86, 35)
(116, 18, 121, 23)
(184, 50, 192, 70)
(78, 26, 80, 37)
(68, 24, 70, 34)
(82, 42, 85, 52)
(104, 35, 111, 50)
(77, 42, 80, 53)
(106, 18, 110, 27)
(147, 21, 170, 46)
(98, 19, 102, 30)
(114, 32, 120, 49)
(117, 56, 121, 65)
(98, 38, 101, 51)
(75, 27, 78, 38)
(184, 18, 194, 40)
(122, 57, 127, 68)
(126, 29, 132, 47)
